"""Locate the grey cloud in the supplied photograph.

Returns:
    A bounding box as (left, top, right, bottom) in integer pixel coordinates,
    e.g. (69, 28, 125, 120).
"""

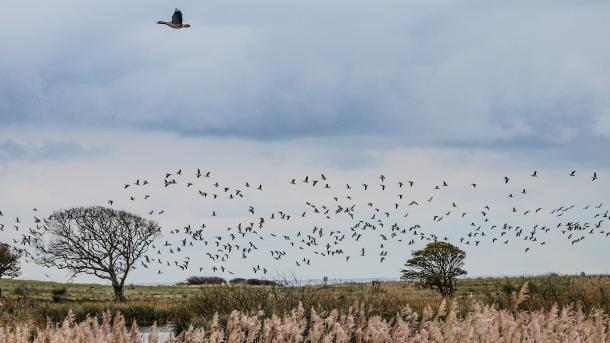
(0, 140, 100, 164)
(1, 0, 609, 152)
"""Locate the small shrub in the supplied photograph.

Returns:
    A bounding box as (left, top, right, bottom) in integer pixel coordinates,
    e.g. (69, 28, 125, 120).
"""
(183, 276, 226, 285)
(371, 280, 382, 292)
(51, 287, 68, 303)
(14, 284, 31, 298)
(245, 278, 278, 286)
(501, 281, 516, 295)
(229, 278, 247, 285)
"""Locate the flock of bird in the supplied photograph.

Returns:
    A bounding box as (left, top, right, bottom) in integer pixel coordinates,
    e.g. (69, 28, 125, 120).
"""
(1, 167, 607, 280)
(3, 9, 606, 282)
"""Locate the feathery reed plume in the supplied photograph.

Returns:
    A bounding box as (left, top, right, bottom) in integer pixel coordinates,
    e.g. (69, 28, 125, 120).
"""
(512, 282, 529, 310)
(2, 296, 610, 342)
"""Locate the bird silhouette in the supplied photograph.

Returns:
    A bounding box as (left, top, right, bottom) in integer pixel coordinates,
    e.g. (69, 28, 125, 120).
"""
(157, 9, 191, 29)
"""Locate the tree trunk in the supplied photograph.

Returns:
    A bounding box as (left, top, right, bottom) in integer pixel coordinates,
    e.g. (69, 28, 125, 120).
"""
(112, 283, 126, 302)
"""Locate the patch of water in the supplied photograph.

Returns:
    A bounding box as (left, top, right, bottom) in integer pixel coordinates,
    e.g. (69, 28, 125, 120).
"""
(137, 325, 175, 341)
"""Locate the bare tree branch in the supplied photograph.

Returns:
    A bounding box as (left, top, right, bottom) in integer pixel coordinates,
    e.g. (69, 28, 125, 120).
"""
(34, 206, 161, 301)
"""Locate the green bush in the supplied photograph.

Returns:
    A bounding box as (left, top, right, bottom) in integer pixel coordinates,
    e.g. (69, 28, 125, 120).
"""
(501, 281, 516, 295)
(229, 278, 246, 285)
(245, 278, 278, 286)
(51, 287, 68, 303)
(182, 276, 226, 285)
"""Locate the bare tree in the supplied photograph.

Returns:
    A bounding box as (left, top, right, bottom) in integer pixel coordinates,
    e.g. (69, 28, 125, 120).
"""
(0, 243, 21, 298)
(35, 206, 161, 301)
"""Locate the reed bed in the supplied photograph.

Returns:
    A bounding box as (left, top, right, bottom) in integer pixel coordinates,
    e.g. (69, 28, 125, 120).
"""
(2, 284, 610, 342)
(3, 275, 610, 335)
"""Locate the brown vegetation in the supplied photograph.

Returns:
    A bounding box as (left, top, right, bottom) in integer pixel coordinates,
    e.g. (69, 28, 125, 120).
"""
(2, 284, 610, 342)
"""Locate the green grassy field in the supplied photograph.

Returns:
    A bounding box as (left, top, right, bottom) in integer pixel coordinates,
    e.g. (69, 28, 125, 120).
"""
(1, 274, 609, 331)
(0, 275, 567, 300)
(0, 278, 200, 301)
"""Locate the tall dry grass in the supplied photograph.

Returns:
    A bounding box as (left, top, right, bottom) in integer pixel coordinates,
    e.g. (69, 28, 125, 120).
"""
(2, 283, 610, 342)
(174, 281, 441, 331)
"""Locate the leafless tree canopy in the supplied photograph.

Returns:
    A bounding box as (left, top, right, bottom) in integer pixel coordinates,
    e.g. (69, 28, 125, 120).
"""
(35, 206, 161, 301)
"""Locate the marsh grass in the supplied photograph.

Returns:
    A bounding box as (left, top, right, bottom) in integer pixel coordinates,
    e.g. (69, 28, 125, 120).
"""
(464, 274, 610, 314)
(174, 283, 442, 332)
(2, 274, 610, 333)
(0, 298, 176, 327)
(2, 284, 610, 342)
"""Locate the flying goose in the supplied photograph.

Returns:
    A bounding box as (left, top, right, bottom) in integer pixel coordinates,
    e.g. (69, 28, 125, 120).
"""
(157, 9, 191, 29)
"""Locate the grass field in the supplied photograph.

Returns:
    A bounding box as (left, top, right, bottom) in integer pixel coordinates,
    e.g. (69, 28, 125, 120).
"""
(0, 278, 201, 301)
(0, 274, 591, 301)
(1, 274, 610, 332)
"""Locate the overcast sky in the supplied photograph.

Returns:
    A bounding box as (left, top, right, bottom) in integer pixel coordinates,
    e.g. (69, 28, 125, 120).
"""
(1, 0, 609, 284)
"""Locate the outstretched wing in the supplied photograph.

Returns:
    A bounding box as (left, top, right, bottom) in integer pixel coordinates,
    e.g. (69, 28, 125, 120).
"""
(172, 9, 183, 25)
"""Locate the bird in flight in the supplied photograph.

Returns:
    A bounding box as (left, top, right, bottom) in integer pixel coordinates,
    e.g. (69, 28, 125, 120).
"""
(157, 9, 191, 29)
